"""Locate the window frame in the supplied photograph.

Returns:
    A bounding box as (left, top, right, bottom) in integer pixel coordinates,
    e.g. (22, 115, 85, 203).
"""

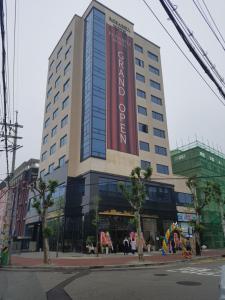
(150, 80, 161, 90)
(148, 51, 158, 62)
(137, 89, 146, 99)
(134, 44, 143, 53)
(136, 72, 145, 83)
(152, 111, 164, 122)
(139, 141, 150, 152)
(50, 143, 56, 155)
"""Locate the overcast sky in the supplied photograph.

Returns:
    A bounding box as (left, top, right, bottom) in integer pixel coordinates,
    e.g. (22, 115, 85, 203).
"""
(1, 0, 225, 177)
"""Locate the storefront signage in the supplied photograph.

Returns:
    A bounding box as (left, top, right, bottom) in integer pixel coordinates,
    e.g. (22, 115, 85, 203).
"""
(177, 213, 196, 222)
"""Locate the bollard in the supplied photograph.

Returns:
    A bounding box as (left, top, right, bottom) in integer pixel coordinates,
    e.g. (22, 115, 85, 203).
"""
(219, 266, 225, 300)
(0, 246, 9, 266)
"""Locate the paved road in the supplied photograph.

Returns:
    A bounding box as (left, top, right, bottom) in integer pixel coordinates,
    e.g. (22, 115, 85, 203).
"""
(0, 259, 223, 300)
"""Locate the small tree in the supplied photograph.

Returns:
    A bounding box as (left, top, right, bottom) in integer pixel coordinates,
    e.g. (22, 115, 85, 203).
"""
(119, 166, 152, 261)
(55, 196, 65, 258)
(92, 196, 101, 257)
(186, 177, 215, 256)
(31, 178, 58, 264)
(212, 183, 225, 239)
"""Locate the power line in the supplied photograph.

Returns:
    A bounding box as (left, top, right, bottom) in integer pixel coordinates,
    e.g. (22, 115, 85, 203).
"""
(0, 0, 10, 179)
(12, 0, 17, 123)
(202, 0, 225, 46)
(166, 0, 225, 89)
(158, 0, 225, 102)
(193, 0, 225, 51)
(3, 0, 11, 123)
(141, 0, 225, 106)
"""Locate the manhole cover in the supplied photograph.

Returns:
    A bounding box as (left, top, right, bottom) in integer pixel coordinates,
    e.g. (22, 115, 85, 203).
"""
(176, 281, 202, 286)
(154, 274, 168, 276)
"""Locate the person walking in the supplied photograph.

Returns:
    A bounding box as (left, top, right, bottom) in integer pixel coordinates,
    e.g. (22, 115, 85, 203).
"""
(123, 237, 129, 255)
(130, 238, 136, 255)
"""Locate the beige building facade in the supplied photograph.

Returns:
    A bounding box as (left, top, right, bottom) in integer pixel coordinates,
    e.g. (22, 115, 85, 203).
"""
(39, 0, 172, 180)
(33, 1, 192, 251)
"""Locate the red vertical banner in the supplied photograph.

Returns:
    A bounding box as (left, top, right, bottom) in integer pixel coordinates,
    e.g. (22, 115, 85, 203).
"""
(106, 24, 138, 155)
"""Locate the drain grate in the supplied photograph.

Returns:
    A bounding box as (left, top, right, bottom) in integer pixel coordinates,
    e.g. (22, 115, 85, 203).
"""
(154, 274, 168, 277)
(176, 281, 202, 286)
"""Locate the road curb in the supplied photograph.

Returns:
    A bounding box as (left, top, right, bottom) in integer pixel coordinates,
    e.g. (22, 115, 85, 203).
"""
(0, 255, 224, 272)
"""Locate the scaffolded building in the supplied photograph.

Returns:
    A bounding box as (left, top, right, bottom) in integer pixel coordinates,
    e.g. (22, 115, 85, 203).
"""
(171, 140, 225, 248)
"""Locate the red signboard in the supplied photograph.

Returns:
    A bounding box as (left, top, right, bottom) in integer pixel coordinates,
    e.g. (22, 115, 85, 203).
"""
(106, 24, 138, 155)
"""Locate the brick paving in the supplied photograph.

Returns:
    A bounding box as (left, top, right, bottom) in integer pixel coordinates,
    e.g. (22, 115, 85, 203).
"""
(10, 249, 225, 268)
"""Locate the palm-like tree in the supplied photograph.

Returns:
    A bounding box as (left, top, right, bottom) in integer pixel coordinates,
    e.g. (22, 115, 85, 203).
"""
(119, 166, 152, 261)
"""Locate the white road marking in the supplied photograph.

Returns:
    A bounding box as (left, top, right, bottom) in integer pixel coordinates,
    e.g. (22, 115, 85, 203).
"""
(167, 267, 221, 277)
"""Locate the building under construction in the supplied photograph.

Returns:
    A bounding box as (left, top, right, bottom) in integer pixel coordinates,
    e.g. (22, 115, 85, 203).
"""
(171, 140, 225, 248)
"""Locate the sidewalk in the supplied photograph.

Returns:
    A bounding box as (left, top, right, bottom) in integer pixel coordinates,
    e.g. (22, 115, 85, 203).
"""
(8, 249, 225, 269)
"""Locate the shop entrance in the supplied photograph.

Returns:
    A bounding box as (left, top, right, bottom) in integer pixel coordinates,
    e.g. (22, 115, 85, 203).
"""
(142, 217, 158, 249)
(99, 212, 134, 252)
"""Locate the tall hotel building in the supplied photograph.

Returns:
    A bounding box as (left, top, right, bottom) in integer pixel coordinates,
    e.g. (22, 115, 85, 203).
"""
(29, 0, 190, 250)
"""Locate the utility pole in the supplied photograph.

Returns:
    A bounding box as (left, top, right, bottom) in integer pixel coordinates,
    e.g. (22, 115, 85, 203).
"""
(0, 111, 23, 264)
(11, 111, 19, 175)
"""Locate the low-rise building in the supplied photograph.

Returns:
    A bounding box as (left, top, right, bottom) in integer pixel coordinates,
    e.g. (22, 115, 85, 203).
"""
(0, 159, 39, 251)
(171, 140, 225, 248)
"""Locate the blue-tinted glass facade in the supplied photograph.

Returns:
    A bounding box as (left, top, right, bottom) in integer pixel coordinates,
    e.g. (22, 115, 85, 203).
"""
(81, 8, 106, 161)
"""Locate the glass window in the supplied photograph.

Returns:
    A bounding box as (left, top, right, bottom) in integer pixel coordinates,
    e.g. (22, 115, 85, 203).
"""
(151, 95, 162, 105)
(137, 89, 146, 98)
(138, 123, 148, 133)
(138, 105, 147, 116)
(54, 91, 60, 103)
(135, 57, 144, 67)
(139, 141, 150, 151)
(136, 73, 145, 83)
(50, 143, 56, 155)
(59, 155, 66, 167)
(61, 115, 68, 128)
(152, 111, 164, 122)
(64, 62, 71, 76)
(51, 125, 57, 137)
(45, 102, 51, 113)
(81, 8, 106, 161)
(150, 80, 161, 90)
(149, 65, 160, 76)
(148, 51, 158, 62)
(40, 169, 45, 178)
(44, 117, 50, 128)
(56, 61, 61, 73)
(153, 127, 165, 138)
(57, 47, 62, 59)
(66, 31, 72, 45)
(49, 60, 54, 71)
(48, 163, 54, 174)
(155, 145, 167, 156)
(157, 164, 169, 174)
(47, 87, 52, 98)
(177, 192, 193, 205)
(199, 151, 205, 158)
(52, 108, 59, 120)
(55, 76, 61, 88)
(141, 160, 151, 170)
(63, 79, 70, 92)
(43, 134, 48, 145)
(134, 44, 143, 53)
(41, 151, 47, 161)
(62, 96, 69, 110)
(48, 73, 53, 84)
(60, 134, 67, 147)
(65, 46, 71, 60)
